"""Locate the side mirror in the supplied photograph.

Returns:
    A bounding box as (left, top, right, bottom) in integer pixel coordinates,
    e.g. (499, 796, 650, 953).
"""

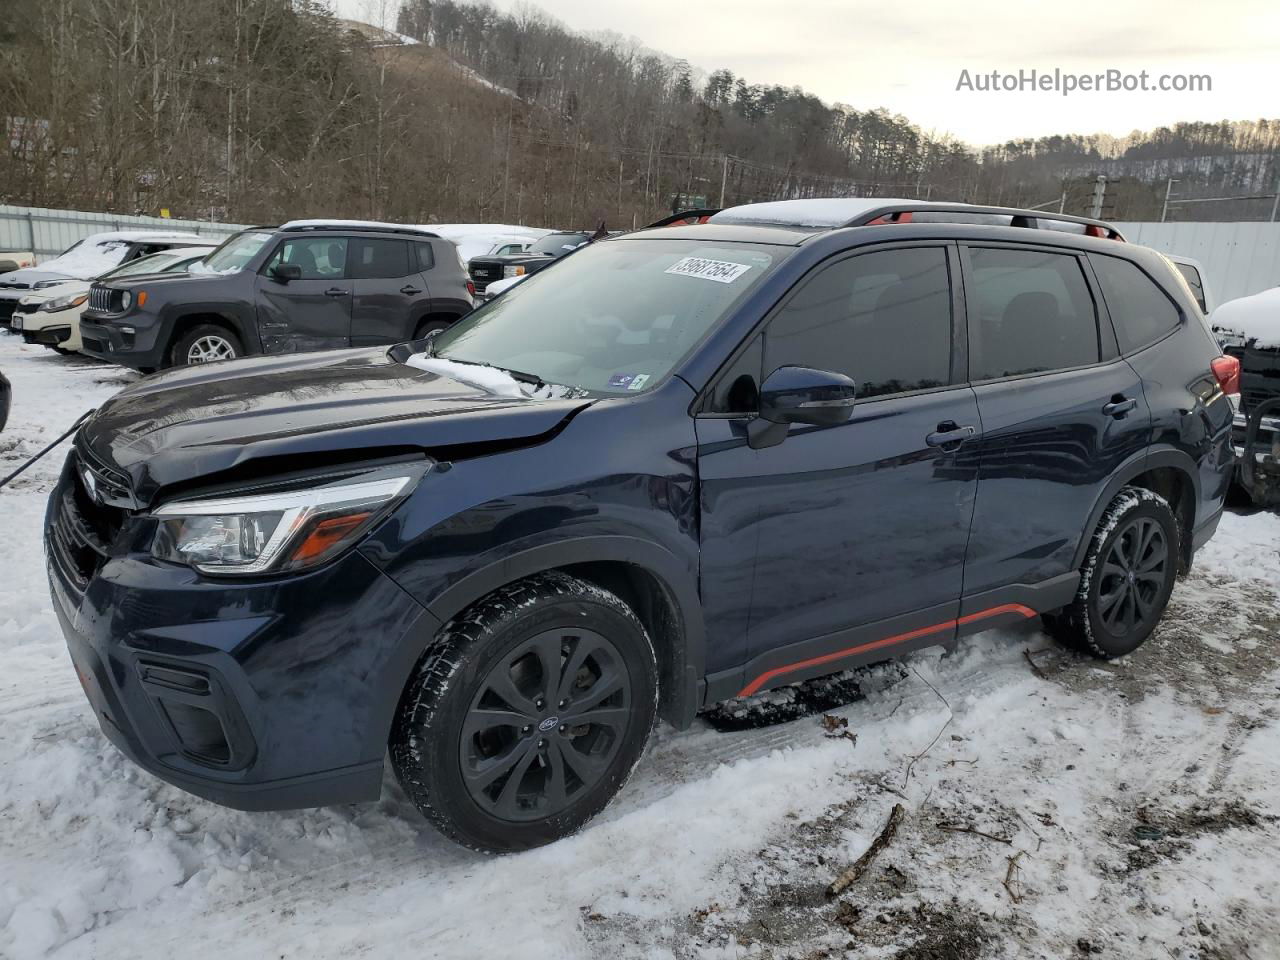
(759, 365, 857, 426)
(271, 263, 303, 282)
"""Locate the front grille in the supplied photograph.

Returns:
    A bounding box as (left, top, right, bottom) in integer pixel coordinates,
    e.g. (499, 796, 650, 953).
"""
(77, 446, 134, 506)
(48, 453, 130, 590)
(1242, 390, 1280, 415)
(0, 280, 32, 290)
(88, 286, 113, 313)
(0, 300, 15, 323)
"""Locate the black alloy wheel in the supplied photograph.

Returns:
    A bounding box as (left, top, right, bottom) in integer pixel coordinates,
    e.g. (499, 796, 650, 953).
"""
(461, 627, 632, 821)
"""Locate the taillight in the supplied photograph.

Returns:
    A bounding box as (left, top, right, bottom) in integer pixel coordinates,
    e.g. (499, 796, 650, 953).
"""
(466, 279, 476, 298)
(1211, 354, 1241, 398)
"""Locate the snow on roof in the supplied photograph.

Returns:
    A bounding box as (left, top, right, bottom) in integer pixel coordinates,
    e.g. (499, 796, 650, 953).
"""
(430, 223, 554, 262)
(1210, 286, 1280, 350)
(710, 197, 937, 228)
(76, 230, 204, 243)
(279, 219, 437, 234)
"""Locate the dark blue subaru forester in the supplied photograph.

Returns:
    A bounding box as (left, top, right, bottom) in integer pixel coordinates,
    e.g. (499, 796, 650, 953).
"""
(46, 199, 1237, 852)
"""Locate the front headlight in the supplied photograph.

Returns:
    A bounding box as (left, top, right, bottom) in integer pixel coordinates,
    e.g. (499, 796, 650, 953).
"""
(32, 279, 72, 290)
(502, 265, 527, 278)
(39, 292, 88, 312)
(120, 291, 132, 311)
(151, 467, 425, 575)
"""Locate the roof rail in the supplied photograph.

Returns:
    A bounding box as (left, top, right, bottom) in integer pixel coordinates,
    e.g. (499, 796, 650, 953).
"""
(278, 221, 441, 239)
(845, 203, 1125, 241)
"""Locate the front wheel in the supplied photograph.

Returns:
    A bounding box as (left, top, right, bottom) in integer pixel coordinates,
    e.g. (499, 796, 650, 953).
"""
(169, 324, 243, 367)
(390, 573, 658, 853)
(1043, 487, 1179, 658)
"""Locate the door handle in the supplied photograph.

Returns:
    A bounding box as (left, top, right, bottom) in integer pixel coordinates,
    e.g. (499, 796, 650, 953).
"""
(1103, 396, 1138, 418)
(400, 285, 422, 296)
(324, 287, 348, 298)
(926, 422, 978, 447)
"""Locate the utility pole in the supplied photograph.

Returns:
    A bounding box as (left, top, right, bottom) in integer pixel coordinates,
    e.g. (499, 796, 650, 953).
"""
(1058, 182, 1067, 214)
(1270, 184, 1279, 223)
(1089, 175, 1107, 220)
(1160, 177, 1179, 223)
(719, 154, 730, 208)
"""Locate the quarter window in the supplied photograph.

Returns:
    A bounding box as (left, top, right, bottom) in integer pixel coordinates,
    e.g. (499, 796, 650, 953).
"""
(415, 241, 435, 271)
(1093, 255, 1184, 352)
(966, 247, 1099, 380)
(762, 247, 953, 399)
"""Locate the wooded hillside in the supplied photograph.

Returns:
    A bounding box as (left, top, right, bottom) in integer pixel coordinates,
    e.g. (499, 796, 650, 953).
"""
(1, 0, 1276, 226)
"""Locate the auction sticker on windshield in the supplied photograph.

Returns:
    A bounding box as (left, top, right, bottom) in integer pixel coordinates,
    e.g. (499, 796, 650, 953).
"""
(665, 256, 752, 283)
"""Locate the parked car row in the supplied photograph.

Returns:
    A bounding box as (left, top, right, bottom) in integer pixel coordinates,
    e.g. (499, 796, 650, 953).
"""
(0, 221, 479, 372)
(45, 197, 1238, 853)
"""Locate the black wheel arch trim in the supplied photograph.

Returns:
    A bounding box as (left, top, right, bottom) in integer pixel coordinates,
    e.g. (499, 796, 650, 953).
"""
(160, 302, 259, 354)
(1070, 446, 1202, 570)
(404, 536, 706, 731)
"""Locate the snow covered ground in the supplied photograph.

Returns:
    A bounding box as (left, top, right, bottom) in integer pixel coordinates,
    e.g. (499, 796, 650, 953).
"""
(1, 332, 1278, 960)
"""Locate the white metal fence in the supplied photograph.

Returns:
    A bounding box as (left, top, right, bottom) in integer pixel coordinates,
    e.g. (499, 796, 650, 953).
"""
(2, 204, 1277, 310)
(0, 204, 248, 262)
(1115, 221, 1280, 309)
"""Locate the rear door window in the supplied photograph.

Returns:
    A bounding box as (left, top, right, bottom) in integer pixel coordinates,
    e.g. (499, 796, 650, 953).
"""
(1092, 255, 1183, 353)
(349, 238, 411, 279)
(762, 246, 953, 399)
(965, 247, 1099, 380)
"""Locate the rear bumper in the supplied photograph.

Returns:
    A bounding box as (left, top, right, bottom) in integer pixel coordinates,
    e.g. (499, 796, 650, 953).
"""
(45, 453, 438, 810)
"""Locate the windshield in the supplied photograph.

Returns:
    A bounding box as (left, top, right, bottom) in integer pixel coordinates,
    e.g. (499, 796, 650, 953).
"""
(529, 233, 591, 256)
(101, 251, 182, 279)
(195, 230, 273, 274)
(430, 238, 784, 394)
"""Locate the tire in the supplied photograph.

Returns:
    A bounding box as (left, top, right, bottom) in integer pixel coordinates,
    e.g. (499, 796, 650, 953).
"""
(169, 324, 242, 368)
(413, 318, 452, 341)
(1042, 487, 1179, 658)
(390, 572, 658, 853)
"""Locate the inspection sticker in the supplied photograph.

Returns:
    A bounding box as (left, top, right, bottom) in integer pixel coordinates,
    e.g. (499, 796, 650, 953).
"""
(664, 256, 752, 284)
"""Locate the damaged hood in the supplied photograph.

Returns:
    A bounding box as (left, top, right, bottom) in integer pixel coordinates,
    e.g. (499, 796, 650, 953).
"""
(79, 347, 592, 506)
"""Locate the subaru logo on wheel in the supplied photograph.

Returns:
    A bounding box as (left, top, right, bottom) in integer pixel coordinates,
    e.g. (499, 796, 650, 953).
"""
(538, 716, 559, 732)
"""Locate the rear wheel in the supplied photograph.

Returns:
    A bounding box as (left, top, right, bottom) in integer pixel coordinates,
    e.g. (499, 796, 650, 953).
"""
(1042, 487, 1179, 658)
(170, 324, 242, 367)
(390, 573, 658, 853)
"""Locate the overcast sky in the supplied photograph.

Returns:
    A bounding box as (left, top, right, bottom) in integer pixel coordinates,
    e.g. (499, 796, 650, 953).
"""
(330, 0, 1280, 146)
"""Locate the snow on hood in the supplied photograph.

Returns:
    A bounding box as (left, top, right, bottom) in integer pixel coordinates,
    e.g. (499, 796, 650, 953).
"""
(404, 354, 583, 400)
(1210, 287, 1280, 349)
(22, 231, 201, 280)
(481, 274, 528, 298)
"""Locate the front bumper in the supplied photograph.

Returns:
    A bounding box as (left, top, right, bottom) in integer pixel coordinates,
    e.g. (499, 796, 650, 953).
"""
(79, 313, 166, 368)
(1232, 401, 1280, 503)
(46, 451, 438, 810)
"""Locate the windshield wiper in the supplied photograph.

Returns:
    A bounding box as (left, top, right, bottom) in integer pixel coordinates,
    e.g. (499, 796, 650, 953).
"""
(436, 354, 547, 391)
